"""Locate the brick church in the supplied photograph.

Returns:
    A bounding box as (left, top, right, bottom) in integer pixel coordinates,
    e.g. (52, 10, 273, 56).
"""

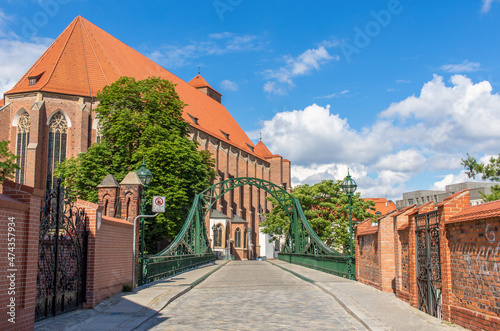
(0, 16, 291, 260)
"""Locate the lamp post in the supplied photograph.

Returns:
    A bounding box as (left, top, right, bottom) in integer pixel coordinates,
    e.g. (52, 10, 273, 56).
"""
(136, 157, 152, 285)
(341, 169, 357, 280)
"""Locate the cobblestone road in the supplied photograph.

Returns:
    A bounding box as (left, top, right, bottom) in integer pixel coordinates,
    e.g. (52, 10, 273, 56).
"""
(137, 261, 366, 330)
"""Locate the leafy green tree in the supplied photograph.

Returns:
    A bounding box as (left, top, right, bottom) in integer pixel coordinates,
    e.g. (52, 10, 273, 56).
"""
(0, 141, 19, 183)
(55, 77, 215, 252)
(261, 180, 376, 253)
(462, 153, 500, 201)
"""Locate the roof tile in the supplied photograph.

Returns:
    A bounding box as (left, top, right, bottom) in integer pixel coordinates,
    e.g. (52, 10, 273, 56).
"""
(6, 16, 272, 161)
(448, 200, 500, 224)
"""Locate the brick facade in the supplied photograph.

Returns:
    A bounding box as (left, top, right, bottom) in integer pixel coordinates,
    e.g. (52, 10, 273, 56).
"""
(356, 190, 500, 330)
(82, 197, 133, 308)
(0, 179, 135, 328)
(0, 181, 43, 330)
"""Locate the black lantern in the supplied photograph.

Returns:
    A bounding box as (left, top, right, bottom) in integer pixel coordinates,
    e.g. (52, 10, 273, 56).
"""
(341, 170, 357, 196)
(136, 157, 153, 187)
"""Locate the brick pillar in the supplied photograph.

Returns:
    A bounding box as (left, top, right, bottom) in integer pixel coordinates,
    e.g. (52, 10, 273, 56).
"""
(119, 172, 143, 286)
(97, 174, 120, 217)
(119, 172, 143, 223)
(379, 215, 396, 293)
(438, 190, 470, 321)
(26, 99, 47, 190)
(268, 155, 283, 187)
(408, 211, 418, 308)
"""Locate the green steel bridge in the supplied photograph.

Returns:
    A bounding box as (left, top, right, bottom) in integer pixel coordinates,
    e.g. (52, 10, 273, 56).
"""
(139, 177, 354, 284)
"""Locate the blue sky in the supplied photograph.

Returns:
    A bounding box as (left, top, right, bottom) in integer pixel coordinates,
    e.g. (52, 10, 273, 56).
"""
(1, 0, 500, 200)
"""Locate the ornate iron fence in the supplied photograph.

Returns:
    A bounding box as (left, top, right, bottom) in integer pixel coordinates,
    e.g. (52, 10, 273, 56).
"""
(415, 210, 442, 319)
(35, 179, 88, 321)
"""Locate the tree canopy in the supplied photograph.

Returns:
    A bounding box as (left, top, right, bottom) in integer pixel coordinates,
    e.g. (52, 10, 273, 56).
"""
(0, 141, 19, 184)
(55, 77, 215, 252)
(261, 180, 376, 253)
(462, 153, 500, 201)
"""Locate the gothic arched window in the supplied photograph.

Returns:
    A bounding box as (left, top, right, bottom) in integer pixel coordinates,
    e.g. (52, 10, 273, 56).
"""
(235, 227, 242, 248)
(15, 113, 30, 184)
(46, 112, 68, 189)
(214, 224, 223, 247)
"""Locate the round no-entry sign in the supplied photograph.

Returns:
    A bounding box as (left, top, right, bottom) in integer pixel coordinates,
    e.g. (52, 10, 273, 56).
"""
(152, 196, 166, 213)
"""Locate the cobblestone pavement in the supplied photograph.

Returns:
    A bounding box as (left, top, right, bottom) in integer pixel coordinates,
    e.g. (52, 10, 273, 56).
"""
(136, 261, 367, 331)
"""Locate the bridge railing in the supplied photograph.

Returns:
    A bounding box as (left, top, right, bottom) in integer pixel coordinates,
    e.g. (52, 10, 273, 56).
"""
(140, 253, 215, 284)
(138, 177, 355, 285)
(278, 253, 353, 278)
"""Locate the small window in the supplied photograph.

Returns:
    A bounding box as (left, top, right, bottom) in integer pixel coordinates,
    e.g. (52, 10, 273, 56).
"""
(408, 198, 414, 205)
(245, 143, 254, 152)
(28, 72, 43, 86)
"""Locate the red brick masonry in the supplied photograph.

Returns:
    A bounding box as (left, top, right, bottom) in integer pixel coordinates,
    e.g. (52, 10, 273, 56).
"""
(0, 181, 134, 330)
(356, 190, 500, 331)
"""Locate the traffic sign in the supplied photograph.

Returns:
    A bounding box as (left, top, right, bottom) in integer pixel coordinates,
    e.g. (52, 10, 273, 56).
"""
(152, 196, 166, 213)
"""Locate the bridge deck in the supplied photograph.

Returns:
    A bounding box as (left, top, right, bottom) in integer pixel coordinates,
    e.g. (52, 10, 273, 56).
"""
(36, 261, 465, 331)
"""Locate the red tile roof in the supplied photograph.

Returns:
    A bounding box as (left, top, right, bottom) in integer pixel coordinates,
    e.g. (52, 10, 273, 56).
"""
(436, 189, 468, 207)
(448, 200, 500, 224)
(357, 225, 378, 236)
(255, 140, 273, 158)
(363, 198, 396, 215)
(0, 99, 4, 107)
(189, 74, 211, 88)
(6, 16, 271, 161)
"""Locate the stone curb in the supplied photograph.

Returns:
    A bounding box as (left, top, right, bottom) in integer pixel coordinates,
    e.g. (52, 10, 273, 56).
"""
(34, 260, 230, 331)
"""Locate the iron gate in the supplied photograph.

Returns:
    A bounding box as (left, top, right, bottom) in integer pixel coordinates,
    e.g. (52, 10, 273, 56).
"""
(35, 179, 88, 321)
(415, 210, 442, 319)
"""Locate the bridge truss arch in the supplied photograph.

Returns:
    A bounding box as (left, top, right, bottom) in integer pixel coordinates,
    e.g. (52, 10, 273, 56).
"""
(141, 177, 354, 284)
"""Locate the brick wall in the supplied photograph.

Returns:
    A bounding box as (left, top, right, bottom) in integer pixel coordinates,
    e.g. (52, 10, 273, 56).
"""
(444, 206, 500, 330)
(356, 227, 381, 289)
(82, 197, 133, 307)
(356, 190, 500, 330)
(0, 180, 134, 329)
(0, 180, 43, 331)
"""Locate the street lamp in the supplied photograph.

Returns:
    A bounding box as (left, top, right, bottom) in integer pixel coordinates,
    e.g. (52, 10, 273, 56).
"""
(137, 157, 152, 284)
(341, 169, 357, 280)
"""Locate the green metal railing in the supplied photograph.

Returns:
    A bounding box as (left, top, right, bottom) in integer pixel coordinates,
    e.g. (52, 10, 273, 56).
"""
(140, 177, 355, 284)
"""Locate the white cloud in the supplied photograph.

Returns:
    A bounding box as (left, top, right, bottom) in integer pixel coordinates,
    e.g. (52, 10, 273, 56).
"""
(481, 0, 499, 13)
(256, 74, 500, 200)
(148, 32, 265, 68)
(0, 38, 53, 97)
(396, 79, 411, 84)
(316, 89, 349, 99)
(220, 79, 238, 91)
(374, 150, 426, 172)
(263, 45, 339, 95)
(430, 171, 481, 191)
(439, 60, 481, 73)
